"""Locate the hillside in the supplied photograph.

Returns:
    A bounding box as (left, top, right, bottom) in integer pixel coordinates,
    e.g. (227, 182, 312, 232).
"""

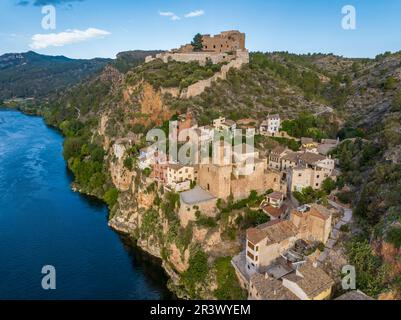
(15, 49, 401, 299)
(0, 51, 111, 101)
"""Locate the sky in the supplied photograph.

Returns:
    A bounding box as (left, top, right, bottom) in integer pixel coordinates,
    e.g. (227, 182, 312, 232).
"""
(0, 0, 401, 59)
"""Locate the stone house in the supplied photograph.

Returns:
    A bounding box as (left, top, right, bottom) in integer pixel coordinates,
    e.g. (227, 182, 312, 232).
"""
(260, 191, 288, 220)
(249, 273, 299, 300)
(265, 191, 285, 208)
(260, 114, 281, 136)
(166, 163, 197, 192)
(212, 117, 237, 132)
(178, 186, 217, 227)
(290, 204, 332, 244)
(268, 146, 287, 170)
(288, 166, 331, 192)
(245, 205, 332, 276)
(151, 152, 169, 183)
(281, 262, 334, 300)
(245, 220, 299, 276)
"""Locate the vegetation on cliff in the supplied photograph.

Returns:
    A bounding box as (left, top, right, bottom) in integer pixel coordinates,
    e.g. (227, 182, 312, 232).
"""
(8, 48, 401, 299)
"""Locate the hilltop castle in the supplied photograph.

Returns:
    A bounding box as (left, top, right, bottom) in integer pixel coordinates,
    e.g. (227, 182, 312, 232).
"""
(145, 30, 250, 99)
(145, 30, 249, 66)
(174, 30, 246, 54)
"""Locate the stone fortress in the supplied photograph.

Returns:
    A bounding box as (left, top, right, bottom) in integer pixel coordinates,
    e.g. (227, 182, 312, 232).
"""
(145, 31, 250, 99)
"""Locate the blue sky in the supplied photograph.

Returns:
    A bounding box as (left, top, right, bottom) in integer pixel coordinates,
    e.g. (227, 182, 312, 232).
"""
(0, 0, 400, 59)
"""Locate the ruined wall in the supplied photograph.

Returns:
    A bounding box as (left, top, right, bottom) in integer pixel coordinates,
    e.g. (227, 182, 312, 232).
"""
(202, 31, 246, 53)
(231, 163, 267, 200)
(178, 198, 218, 227)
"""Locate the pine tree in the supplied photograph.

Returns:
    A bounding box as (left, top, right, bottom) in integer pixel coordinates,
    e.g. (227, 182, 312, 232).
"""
(191, 33, 203, 52)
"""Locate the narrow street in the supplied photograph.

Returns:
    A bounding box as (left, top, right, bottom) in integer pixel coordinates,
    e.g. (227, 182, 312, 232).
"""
(317, 200, 353, 264)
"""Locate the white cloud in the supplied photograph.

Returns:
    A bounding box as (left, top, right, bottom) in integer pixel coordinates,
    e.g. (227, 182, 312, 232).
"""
(159, 11, 180, 21)
(29, 28, 110, 49)
(185, 10, 205, 18)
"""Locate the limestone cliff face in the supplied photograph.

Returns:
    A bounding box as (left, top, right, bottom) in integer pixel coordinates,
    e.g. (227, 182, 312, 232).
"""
(139, 83, 172, 126)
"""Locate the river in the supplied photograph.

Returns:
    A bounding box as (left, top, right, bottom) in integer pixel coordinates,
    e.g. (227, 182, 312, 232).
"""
(0, 108, 173, 300)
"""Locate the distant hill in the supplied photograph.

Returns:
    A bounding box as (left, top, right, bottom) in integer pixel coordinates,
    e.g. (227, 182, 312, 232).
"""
(0, 51, 111, 100)
(112, 50, 164, 73)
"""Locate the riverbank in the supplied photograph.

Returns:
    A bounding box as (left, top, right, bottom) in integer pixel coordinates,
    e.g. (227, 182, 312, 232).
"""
(0, 107, 174, 299)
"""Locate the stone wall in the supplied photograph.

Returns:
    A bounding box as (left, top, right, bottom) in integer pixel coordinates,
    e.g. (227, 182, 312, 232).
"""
(157, 52, 233, 66)
(178, 198, 218, 227)
(148, 50, 249, 100)
(198, 164, 232, 200)
(202, 30, 246, 53)
(160, 87, 180, 98)
(181, 50, 249, 99)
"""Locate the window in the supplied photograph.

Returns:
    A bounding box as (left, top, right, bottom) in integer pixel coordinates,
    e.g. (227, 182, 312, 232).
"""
(299, 173, 302, 177)
(247, 251, 255, 260)
(248, 241, 255, 251)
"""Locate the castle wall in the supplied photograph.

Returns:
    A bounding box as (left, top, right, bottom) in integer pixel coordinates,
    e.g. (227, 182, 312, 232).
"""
(202, 31, 246, 53)
(198, 164, 232, 200)
(182, 50, 249, 99)
(178, 198, 218, 227)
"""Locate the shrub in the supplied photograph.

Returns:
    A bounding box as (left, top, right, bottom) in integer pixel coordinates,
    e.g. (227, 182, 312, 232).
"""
(346, 238, 389, 297)
(386, 227, 401, 249)
(103, 188, 118, 207)
(181, 248, 209, 297)
(123, 157, 134, 171)
(213, 257, 247, 300)
(337, 191, 353, 204)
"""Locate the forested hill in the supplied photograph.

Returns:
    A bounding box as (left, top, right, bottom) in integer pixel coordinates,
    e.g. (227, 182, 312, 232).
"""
(0, 51, 111, 100)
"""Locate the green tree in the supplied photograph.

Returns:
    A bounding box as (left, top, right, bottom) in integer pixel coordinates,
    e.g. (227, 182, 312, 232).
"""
(391, 90, 401, 111)
(104, 188, 118, 207)
(387, 227, 401, 249)
(383, 76, 397, 90)
(191, 33, 203, 52)
(322, 178, 337, 195)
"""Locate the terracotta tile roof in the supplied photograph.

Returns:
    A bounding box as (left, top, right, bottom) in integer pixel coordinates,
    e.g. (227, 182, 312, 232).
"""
(250, 273, 299, 300)
(299, 152, 326, 164)
(271, 146, 286, 155)
(247, 220, 298, 245)
(291, 204, 331, 221)
(281, 152, 299, 162)
(335, 290, 374, 300)
(284, 262, 334, 298)
(309, 204, 331, 220)
(262, 205, 287, 218)
(267, 191, 285, 201)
